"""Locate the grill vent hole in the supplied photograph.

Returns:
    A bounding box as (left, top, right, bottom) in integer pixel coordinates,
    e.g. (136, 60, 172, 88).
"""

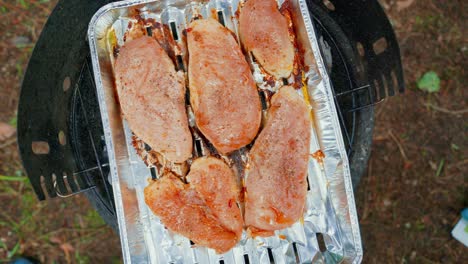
(51, 173, 57, 194)
(356, 42, 365, 57)
(250, 52, 257, 63)
(144, 143, 152, 151)
(150, 167, 157, 180)
(58, 130, 66, 146)
(384, 76, 393, 96)
(267, 248, 275, 263)
(316, 233, 327, 252)
(72, 173, 85, 190)
(170, 21, 179, 41)
(292, 242, 300, 263)
(373, 37, 387, 55)
(185, 90, 191, 105)
(62, 173, 74, 193)
(63, 76, 71, 91)
(373, 79, 381, 100)
(391, 70, 401, 93)
(243, 254, 250, 264)
(146, 26, 153, 37)
(217, 10, 225, 26)
(63, 171, 78, 192)
(259, 91, 268, 110)
(323, 0, 335, 11)
(32, 141, 50, 154)
(176, 55, 185, 71)
(195, 139, 203, 156)
(40, 175, 48, 198)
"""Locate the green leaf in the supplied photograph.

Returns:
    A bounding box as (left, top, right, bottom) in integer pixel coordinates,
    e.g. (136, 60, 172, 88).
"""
(464, 225, 468, 234)
(451, 143, 460, 151)
(417, 71, 440, 93)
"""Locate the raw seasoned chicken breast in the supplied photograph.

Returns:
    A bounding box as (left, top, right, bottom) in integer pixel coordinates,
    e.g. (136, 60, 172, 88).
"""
(244, 86, 311, 236)
(187, 19, 261, 154)
(114, 36, 192, 163)
(239, 0, 295, 79)
(144, 157, 243, 253)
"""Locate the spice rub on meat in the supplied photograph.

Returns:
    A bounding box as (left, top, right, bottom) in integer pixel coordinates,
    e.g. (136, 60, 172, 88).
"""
(144, 157, 243, 253)
(114, 36, 192, 163)
(244, 86, 311, 236)
(239, 0, 295, 79)
(187, 19, 262, 154)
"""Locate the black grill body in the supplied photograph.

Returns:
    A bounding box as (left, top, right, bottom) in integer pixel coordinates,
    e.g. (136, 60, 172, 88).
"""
(18, 0, 403, 229)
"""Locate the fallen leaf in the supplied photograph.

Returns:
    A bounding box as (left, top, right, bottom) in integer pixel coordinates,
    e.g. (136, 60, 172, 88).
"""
(397, 0, 415, 12)
(59, 242, 74, 253)
(403, 161, 412, 170)
(60, 242, 74, 264)
(429, 160, 437, 170)
(0, 122, 16, 141)
(417, 71, 440, 93)
(422, 215, 432, 225)
(49, 236, 62, 244)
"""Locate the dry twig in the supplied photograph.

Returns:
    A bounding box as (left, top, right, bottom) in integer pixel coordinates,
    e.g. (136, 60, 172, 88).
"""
(388, 130, 409, 162)
(423, 102, 468, 116)
(0, 138, 17, 149)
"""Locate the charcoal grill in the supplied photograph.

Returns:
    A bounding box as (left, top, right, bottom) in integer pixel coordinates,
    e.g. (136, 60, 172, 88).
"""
(17, 0, 404, 245)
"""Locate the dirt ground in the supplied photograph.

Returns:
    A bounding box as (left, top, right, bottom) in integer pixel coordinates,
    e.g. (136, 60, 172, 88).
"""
(0, 0, 466, 263)
(356, 1, 467, 263)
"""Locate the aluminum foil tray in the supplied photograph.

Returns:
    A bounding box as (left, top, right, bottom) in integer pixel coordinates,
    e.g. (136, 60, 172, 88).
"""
(88, 0, 362, 263)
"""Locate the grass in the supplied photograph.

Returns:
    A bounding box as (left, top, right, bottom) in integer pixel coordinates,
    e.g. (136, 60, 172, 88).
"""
(17, 0, 29, 9)
(0, 166, 117, 261)
(0, 0, 121, 262)
(0, 175, 28, 182)
(0, 176, 120, 262)
(357, 1, 467, 262)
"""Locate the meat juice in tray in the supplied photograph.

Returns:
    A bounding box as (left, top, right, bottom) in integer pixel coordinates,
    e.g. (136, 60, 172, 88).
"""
(88, 0, 363, 263)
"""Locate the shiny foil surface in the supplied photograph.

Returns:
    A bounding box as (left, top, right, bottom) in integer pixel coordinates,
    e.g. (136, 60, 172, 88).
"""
(88, 0, 362, 263)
